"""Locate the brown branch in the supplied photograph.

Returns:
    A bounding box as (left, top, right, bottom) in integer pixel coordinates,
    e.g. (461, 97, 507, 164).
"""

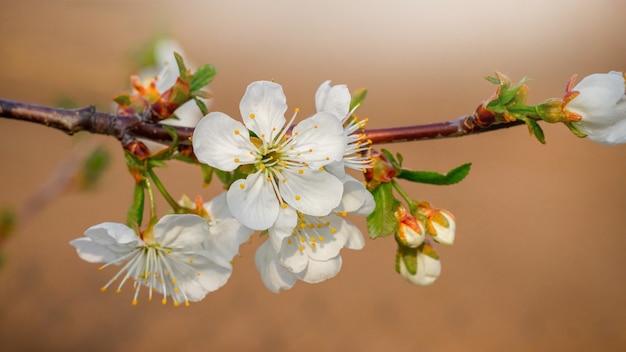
(0, 98, 525, 147)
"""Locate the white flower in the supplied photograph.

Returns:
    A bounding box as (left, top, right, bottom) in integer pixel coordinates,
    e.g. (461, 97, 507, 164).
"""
(70, 214, 231, 306)
(396, 213, 426, 248)
(255, 175, 373, 292)
(193, 81, 347, 230)
(567, 71, 626, 145)
(397, 248, 441, 286)
(315, 80, 372, 176)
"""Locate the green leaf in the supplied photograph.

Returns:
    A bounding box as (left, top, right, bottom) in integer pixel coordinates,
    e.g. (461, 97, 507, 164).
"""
(113, 94, 131, 106)
(79, 146, 111, 190)
(398, 162, 472, 185)
(200, 164, 214, 186)
(366, 182, 399, 239)
(194, 97, 209, 115)
(190, 64, 217, 92)
(350, 88, 368, 111)
(381, 148, 401, 174)
(127, 182, 145, 229)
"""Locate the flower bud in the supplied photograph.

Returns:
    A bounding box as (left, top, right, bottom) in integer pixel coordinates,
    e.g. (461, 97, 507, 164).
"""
(124, 140, 150, 160)
(394, 206, 425, 248)
(416, 201, 456, 245)
(364, 150, 396, 188)
(566, 71, 626, 145)
(396, 242, 441, 286)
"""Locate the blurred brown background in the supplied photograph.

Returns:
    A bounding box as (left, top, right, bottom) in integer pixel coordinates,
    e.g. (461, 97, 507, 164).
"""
(1, 1, 625, 351)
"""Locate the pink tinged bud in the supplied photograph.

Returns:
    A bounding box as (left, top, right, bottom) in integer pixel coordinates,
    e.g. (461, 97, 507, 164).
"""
(566, 71, 626, 145)
(396, 244, 441, 286)
(395, 207, 425, 248)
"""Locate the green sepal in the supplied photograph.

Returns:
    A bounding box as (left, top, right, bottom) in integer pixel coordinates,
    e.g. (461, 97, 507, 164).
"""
(127, 181, 145, 229)
(194, 97, 209, 115)
(150, 125, 179, 162)
(526, 118, 546, 144)
(380, 149, 402, 174)
(148, 159, 167, 168)
(78, 146, 111, 190)
(419, 242, 440, 260)
(398, 246, 418, 275)
(190, 64, 217, 92)
(215, 169, 234, 187)
(564, 121, 587, 138)
(398, 162, 471, 185)
(366, 182, 400, 239)
(350, 88, 368, 111)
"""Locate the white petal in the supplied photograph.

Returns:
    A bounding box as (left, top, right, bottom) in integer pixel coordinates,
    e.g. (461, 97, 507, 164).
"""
(279, 239, 309, 274)
(227, 171, 280, 230)
(69, 237, 127, 263)
(315, 80, 351, 121)
(192, 112, 257, 171)
(254, 241, 297, 293)
(399, 252, 441, 286)
(343, 221, 366, 250)
(204, 218, 253, 268)
(296, 255, 342, 284)
(84, 222, 141, 247)
(153, 214, 209, 248)
(335, 175, 375, 216)
(279, 169, 343, 216)
(203, 192, 232, 221)
(239, 81, 287, 141)
(303, 215, 349, 261)
(290, 112, 347, 167)
(268, 205, 298, 251)
(162, 99, 208, 127)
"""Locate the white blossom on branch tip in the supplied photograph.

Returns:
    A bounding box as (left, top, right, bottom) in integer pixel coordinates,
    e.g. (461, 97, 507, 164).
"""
(70, 214, 232, 306)
(192, 80, 347, 231)
(566, 71, 626, 145)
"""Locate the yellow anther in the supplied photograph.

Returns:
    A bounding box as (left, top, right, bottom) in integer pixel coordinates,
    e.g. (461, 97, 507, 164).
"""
(308, 224, 314, 229)
(174, 288, 179, 293)
(272, 127, 277, 131)
(189, 258, 194, 263)
(115, 289, 122, 294)
(261, 133, 265, 138)
(266, 177, 271, 182)
(172, 279, 177, 284)
(295, 195, 301, 201)
(167, 249, 172, 254)
(342, 211, 347, 217)
(281, 203, 288, 209)
(300, 223, 306, 229)
(330, 228, 337, 234)
(132, 300, 138, 306)
(298, 169, 304, 175)
(319, 236, 325, 242)
(98, 266, 103, 271)
(174, 301, 180, 307)
(282, 178, 287, 183)
(100, 287, 107, 292)
(290, 146, 294, 150)
(259, 164, 266, 170)
(294, 132, 299, 136)
(317, 224, 323, 228)
(298, 245, 304, 252)
(287, 239, 292, 244)
(310, 237, 316, 242)
(300, 237, 305, 243)
(319, 167, 324, 171)
(196, 273, 201, 277)
(250, 113, 255, 119)
(234, 129, 240, 135)
(234, 158, 240, 163)
(240, 183, 245, 189)
(311, 243, 317, 248)
(148, 296, 153, 301)
(185, 302, 190, 307)
(325, 157, 330, 161)
(162, 298, 167, 305)
(325, 221, 330, 226)
(308, 149, 313, 153)
(314, 125, 318, 129)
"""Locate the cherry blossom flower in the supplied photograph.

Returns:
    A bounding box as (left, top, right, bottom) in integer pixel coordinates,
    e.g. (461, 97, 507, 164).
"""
(396, 243, 441, 286)
(192, 80, 347, 231)
(566, 71, 626, 145)
(315, 80, 372, 176)
(70, 214, 232, 306)
(255, 175, 374, 292)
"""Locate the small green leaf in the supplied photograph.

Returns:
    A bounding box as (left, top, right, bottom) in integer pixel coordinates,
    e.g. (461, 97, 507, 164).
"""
(381, 149, 401, 174)
(190, 64, 217, 92)
(127, 182, 145, 229)
(194, 97, 209, 115)
(113, 94, 132, 105)
(350, 88, 368, 111)
(366, 182, 400, 239)
(173, 52, 191, 81)
(398, 163, 472, 185)
(200, 164, 214, 186)
(485, 75, 501, 85)
(79, 146, 111, 190)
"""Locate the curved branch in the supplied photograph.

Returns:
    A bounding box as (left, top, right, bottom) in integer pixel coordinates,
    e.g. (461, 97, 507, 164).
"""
(0, 98, 524, 147)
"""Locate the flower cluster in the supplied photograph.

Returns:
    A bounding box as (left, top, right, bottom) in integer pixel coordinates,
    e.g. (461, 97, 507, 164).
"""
(394, 202, 455, 286)
(193, 80, 373, 292)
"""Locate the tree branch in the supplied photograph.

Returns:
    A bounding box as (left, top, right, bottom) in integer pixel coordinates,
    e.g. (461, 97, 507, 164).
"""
(0, 98, 525, 148)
